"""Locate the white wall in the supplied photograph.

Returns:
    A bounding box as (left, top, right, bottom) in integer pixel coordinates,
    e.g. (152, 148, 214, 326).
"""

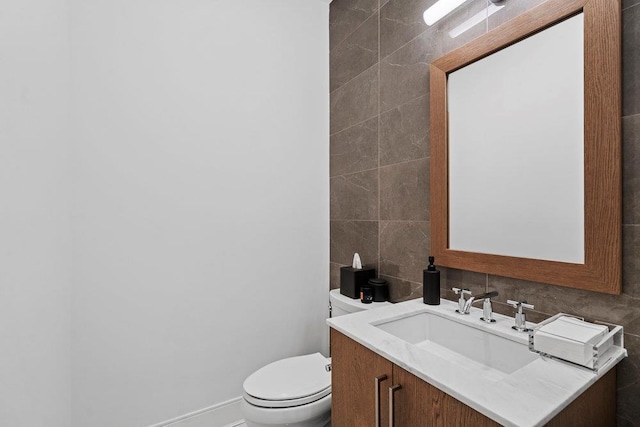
(69, 1, 329, 425)
(0, 1, 72, 426)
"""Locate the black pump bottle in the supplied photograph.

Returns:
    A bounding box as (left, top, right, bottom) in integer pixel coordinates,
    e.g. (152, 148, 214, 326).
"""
(423, 256, 440, 305)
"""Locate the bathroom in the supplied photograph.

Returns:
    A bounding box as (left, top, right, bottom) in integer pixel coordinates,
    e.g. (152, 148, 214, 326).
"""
(1, 0, 638, 426)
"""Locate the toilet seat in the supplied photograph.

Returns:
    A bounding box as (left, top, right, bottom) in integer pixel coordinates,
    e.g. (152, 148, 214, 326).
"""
(243, 353, 331, 409)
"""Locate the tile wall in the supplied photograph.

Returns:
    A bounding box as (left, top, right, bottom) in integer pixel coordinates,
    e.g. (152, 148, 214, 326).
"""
(329, 0, 640, 424)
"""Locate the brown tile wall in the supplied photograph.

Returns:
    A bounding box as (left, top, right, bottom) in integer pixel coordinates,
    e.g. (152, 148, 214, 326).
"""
(329, 0, 640, 424)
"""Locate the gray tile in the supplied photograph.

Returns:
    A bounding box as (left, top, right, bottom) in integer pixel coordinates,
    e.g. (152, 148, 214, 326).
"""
(440, 267, 487, 304)
(380, 274, 422, 302)
(488, 275, 640, 336)
(331, 13, 379, 92)
(379, 221, 429, 283)
(379, 30, 435, 113)
(623, 0, 640, 11)
(487, 0, 547, 30)
(330, 220, 379, 266)
(330, 116, 378, 177)
(617, 333, 640, 426)
(623, 115, 640, 225)
(330, 0, 379, 51)
(623, 4, 640, 116)
(330, 169, 378, 220)
(491, 301, 552, 325)
(330, 262, 343, 290)
(380, 0, 433, 59)
(331, 65, 378, 135)
(623, 225, 640, 298)
(380, 158, 429, 220)
(379, 95, 429, 166)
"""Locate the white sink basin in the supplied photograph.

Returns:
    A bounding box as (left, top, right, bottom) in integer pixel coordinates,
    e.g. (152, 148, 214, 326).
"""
(374, 312, 538, 374)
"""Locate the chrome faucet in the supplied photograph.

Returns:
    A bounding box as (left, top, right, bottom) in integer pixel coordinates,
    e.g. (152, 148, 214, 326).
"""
(470, 291, 499, 323)
(507, 300, 535, 332)
(452, 288, 472, 314)
(453, 288, 499, 320)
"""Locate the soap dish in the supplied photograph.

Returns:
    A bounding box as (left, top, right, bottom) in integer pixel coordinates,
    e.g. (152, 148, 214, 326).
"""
(528, 313, 625, 372)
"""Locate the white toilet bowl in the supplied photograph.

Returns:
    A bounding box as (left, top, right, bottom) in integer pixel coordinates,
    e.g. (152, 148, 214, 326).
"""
(241, 353, 331, 427)
(241, 290, 391, 426)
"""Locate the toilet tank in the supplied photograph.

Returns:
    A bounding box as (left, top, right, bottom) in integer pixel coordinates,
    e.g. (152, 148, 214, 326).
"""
(329, 289, 391, 318)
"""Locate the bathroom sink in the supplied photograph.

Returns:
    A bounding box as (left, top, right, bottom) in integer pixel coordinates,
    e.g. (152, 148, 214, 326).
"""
(373, 312, 538, 374)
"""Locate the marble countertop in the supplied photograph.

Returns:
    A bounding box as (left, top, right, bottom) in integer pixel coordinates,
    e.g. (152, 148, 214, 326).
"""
(327, 298, 627, 427)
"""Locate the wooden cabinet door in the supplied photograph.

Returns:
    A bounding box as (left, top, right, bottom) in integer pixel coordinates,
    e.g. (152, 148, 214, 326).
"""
(331, 330, 393, 427)
(392, 365, 500, 427)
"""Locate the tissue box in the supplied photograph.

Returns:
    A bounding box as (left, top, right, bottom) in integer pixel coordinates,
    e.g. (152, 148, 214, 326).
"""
(340, 266, 375, 299)
(533, 316, 609, 367)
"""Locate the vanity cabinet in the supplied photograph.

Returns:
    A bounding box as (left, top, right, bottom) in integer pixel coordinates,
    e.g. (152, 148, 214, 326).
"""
(331, 328, 393, 426)
(330, 329, 616, 427)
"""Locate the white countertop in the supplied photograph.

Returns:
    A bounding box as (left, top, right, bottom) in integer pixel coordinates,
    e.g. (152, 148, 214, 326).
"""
(327, 298, 627, 427)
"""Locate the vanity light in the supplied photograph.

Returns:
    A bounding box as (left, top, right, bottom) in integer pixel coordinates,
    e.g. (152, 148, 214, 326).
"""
(423, 0, 471, 26)
(448, 2, 505, 38)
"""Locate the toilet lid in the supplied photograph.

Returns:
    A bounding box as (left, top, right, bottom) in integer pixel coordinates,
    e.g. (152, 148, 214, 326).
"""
(243, 353, 331, 407)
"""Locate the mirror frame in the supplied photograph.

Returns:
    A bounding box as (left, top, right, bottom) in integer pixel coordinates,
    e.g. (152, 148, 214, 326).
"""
(430, 0, 621, 294)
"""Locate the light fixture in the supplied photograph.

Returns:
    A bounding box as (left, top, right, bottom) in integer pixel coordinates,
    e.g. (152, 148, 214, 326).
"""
(448, 2, 505, 38)
(423, 0, 471, 26)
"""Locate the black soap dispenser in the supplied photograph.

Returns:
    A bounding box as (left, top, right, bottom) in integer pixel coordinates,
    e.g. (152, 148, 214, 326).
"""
(423, 256, 440, 305)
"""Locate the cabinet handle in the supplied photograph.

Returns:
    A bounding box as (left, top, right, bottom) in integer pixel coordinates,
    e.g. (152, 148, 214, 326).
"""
(374, 375, 387, 427)
(388, 384, 402, 427)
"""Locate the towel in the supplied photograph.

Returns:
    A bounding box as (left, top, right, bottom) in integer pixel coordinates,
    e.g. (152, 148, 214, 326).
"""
(534, 316, 608, 367)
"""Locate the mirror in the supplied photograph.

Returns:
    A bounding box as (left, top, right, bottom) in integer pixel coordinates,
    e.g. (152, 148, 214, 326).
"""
(448, 13, 585, 264)
(430, 0, 621, 294)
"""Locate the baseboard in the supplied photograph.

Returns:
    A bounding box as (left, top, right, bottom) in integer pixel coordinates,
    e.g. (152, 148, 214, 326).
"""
(148, 396, 244, 427)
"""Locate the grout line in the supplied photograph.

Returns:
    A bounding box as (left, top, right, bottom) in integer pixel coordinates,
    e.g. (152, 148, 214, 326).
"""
(330, 112, 378, 138)
(331, 11, 381, 92)
(378, 156, 430, 170)
(622, 112, 640, 119)
(377, 0, 382, 277)
(331, 91, 429, 139)
(331, 166, 381, 179)
(331, 3, 383, 53)
(380, 28, 429, 63)
(622, 2, 640, 12)
(330, 219, 380, 222)
(380, 219, 430, 223)
(330, 218, 430, 223)
(330, 61, 378, 98)
(378, 273, 422, 286)
(379, 93, 430, 117)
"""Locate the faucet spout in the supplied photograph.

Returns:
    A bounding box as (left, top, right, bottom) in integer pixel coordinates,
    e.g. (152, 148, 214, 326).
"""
(463, 291, 499, 314)
(472, 291, 499, 302)
(464, 291, 498, 323)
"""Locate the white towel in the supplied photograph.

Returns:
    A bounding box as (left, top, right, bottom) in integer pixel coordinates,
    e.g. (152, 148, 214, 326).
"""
(534, 316, 608, 367)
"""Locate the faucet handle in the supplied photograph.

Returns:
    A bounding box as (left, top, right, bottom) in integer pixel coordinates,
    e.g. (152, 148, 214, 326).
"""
(453, 288, 472, 314)
(506, 300, 534, 311)
(506, 300, 534, 332)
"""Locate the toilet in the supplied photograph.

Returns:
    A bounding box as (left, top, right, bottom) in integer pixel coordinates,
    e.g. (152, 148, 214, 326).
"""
(241, 289, 391, 427)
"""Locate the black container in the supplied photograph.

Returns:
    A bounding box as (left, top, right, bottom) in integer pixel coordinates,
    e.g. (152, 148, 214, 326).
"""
(423, 256, 440, 305)
(340, 266, 375, 299)
(360, 285, 373, 304)
(368, 278, 389, 302)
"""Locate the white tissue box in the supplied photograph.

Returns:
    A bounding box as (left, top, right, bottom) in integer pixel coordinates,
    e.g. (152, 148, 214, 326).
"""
(533, 315, 609, 367)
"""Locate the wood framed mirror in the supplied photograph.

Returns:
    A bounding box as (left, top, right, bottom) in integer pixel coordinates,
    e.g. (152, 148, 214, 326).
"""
(430, 0, 621, 294)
